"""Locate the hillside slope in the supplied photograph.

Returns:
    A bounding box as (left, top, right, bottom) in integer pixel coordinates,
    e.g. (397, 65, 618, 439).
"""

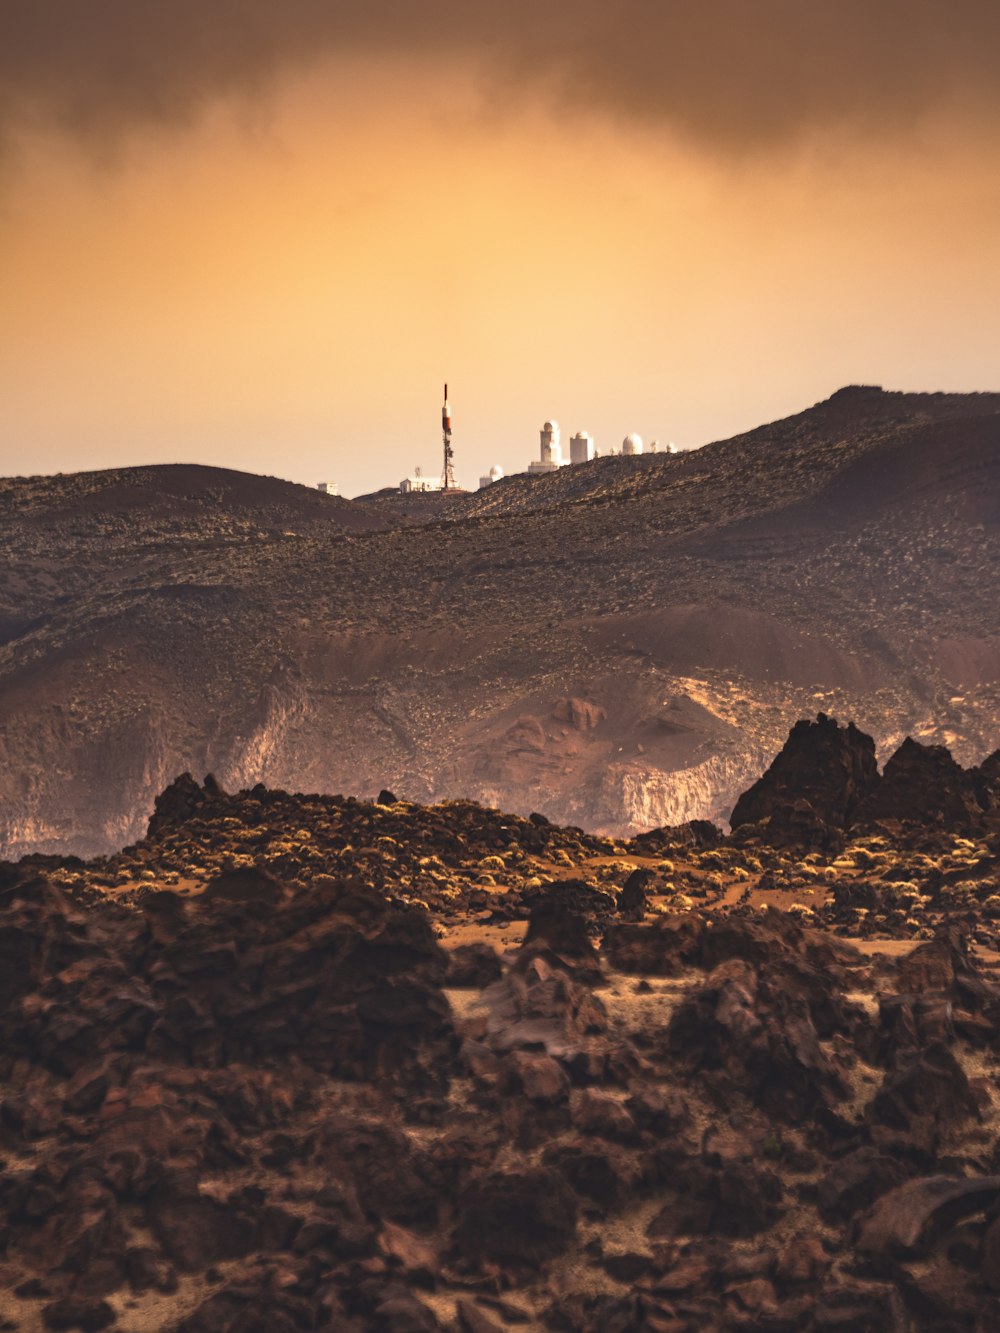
(1, 385, 999, 856)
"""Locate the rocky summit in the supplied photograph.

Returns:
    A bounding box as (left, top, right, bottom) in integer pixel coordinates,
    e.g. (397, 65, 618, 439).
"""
(4, 717, 1000, 1330)
(2, 384, 1000, 859)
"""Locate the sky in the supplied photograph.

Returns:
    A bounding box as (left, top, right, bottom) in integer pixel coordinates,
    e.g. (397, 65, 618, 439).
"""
(1, 2, 999, 497)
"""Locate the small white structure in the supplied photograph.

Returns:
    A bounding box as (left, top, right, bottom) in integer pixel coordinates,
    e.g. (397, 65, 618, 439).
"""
(569, 430, 595, 464)
(622, 433, 644, 456)
(317, 481, 340, 495)
(479, 464, 505, 489)
(528, 419, 565, 475)
(400, 470, 444, 493)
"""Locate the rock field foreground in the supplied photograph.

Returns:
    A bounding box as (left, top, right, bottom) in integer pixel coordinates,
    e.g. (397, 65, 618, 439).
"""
(3, 717, 1000, 1331)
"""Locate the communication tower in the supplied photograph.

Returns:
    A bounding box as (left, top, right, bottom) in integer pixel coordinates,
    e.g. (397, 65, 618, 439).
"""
(441, 383, 457, 490)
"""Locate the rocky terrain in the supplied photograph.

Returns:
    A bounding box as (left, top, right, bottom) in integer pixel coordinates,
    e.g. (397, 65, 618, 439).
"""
(1, 385, 999, 857)
(3, 716, 1000, 1330)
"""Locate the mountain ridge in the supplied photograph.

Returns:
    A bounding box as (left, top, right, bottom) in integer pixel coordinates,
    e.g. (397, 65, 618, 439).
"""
(1, 385, 998, 858)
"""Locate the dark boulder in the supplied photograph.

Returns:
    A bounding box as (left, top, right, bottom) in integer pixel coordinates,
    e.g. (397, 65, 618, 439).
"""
(147, 1173, 257, 1272)
(856, 1175, 1000, 1263)
(867, 1042, 981, 1151)
(973, 749, 1000, 812)
(816, 1147, 912, 1224)
(666, 955, 847, 1120)
(601, 912, 703, 976)
(647, 1156, 785, 1239)
(455, 1167, 578, 1265)
(522, 881, 615, 947)
(446, 943, 503, 988)
(542, 1140, 637, 1212)
(42, 1298, 116, 1332)
(617, 868, 652, 921)
(481, 953, 608, 1058)
(147, 773, 224, 838)
(201, 866, 283, 906)
(808, 1277, 909, 1331)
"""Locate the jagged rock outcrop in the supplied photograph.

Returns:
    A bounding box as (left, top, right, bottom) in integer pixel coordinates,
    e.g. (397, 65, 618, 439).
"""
(147, 773, 227, 838)
(974, 749, 1000, 811)
(731, 715, 1000, 845)
(854, 736, 985, 829)
(730, 713, 880, 839)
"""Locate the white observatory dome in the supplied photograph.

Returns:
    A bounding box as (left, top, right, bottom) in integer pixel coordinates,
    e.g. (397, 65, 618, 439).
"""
(543, 420, 559, 433)
(574, 429, 591, 439)
(489, 464, 504, 480)
(622, 433, 644, 455)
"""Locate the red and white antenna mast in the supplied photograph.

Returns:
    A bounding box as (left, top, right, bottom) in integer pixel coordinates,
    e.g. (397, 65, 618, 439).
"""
(441, 382, 456, 490)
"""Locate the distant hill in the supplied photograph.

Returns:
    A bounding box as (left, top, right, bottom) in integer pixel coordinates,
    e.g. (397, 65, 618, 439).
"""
(1, 386, 999, 857)
(0, 461, 385, 532)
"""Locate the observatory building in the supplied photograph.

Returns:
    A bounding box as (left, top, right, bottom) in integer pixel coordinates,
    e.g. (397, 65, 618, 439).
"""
(316, 481, 340, 495)
(622, 433, 644, 456)
(528, 420, 565, 475)
(479, 464, 505, 489)
(569, 431, 595, 464)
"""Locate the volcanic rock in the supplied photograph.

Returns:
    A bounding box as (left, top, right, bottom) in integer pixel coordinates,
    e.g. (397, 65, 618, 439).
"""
(481, 953, 608, 1058)
(572, 1088, 637, 1142)
(41, 1299, 116, 1332)
(542, 1140, 638, 1212)
(816, 1147, 913, 1224)
(730, 713, 880, 837)
(666, 953, 846, 1119)
(973, 750, 1000, 812)
(855, 737, 984, 829)
(147, 773, 225, 838)
(455, 1299, 505, 1333)
(868, 1042, 981, 1151)
(601, 912, 703, 976)
(446, 941, 503, 988)
(455, 1168, 578, 1266)
(7, 758, 1000, 1327)
(147, 1174, 257, 1272)
(617, 867, 653, 921)
(856, 1175, 1000, 1263)
(200, 865, 283, 905)
(809, 1277, 909, 1331)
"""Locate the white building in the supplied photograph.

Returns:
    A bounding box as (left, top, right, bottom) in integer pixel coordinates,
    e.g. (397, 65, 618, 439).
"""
(622, 433, 644, 456)
(317, 481, 340, 495)
(399, 472, 444, 493)
(479, 464, 505, 489)
(528, 420, 566, 475)
(569, 430, 595, 464)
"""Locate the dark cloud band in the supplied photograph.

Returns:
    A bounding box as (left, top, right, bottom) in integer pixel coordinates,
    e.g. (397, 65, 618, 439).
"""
(2, 1, 999, 150)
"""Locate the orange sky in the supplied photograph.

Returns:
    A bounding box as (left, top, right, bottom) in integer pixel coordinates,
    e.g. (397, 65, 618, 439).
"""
(1, 51, 999, 495)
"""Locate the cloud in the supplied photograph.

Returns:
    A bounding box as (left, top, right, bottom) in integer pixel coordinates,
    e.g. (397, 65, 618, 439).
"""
(2, 1, 999, 153)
